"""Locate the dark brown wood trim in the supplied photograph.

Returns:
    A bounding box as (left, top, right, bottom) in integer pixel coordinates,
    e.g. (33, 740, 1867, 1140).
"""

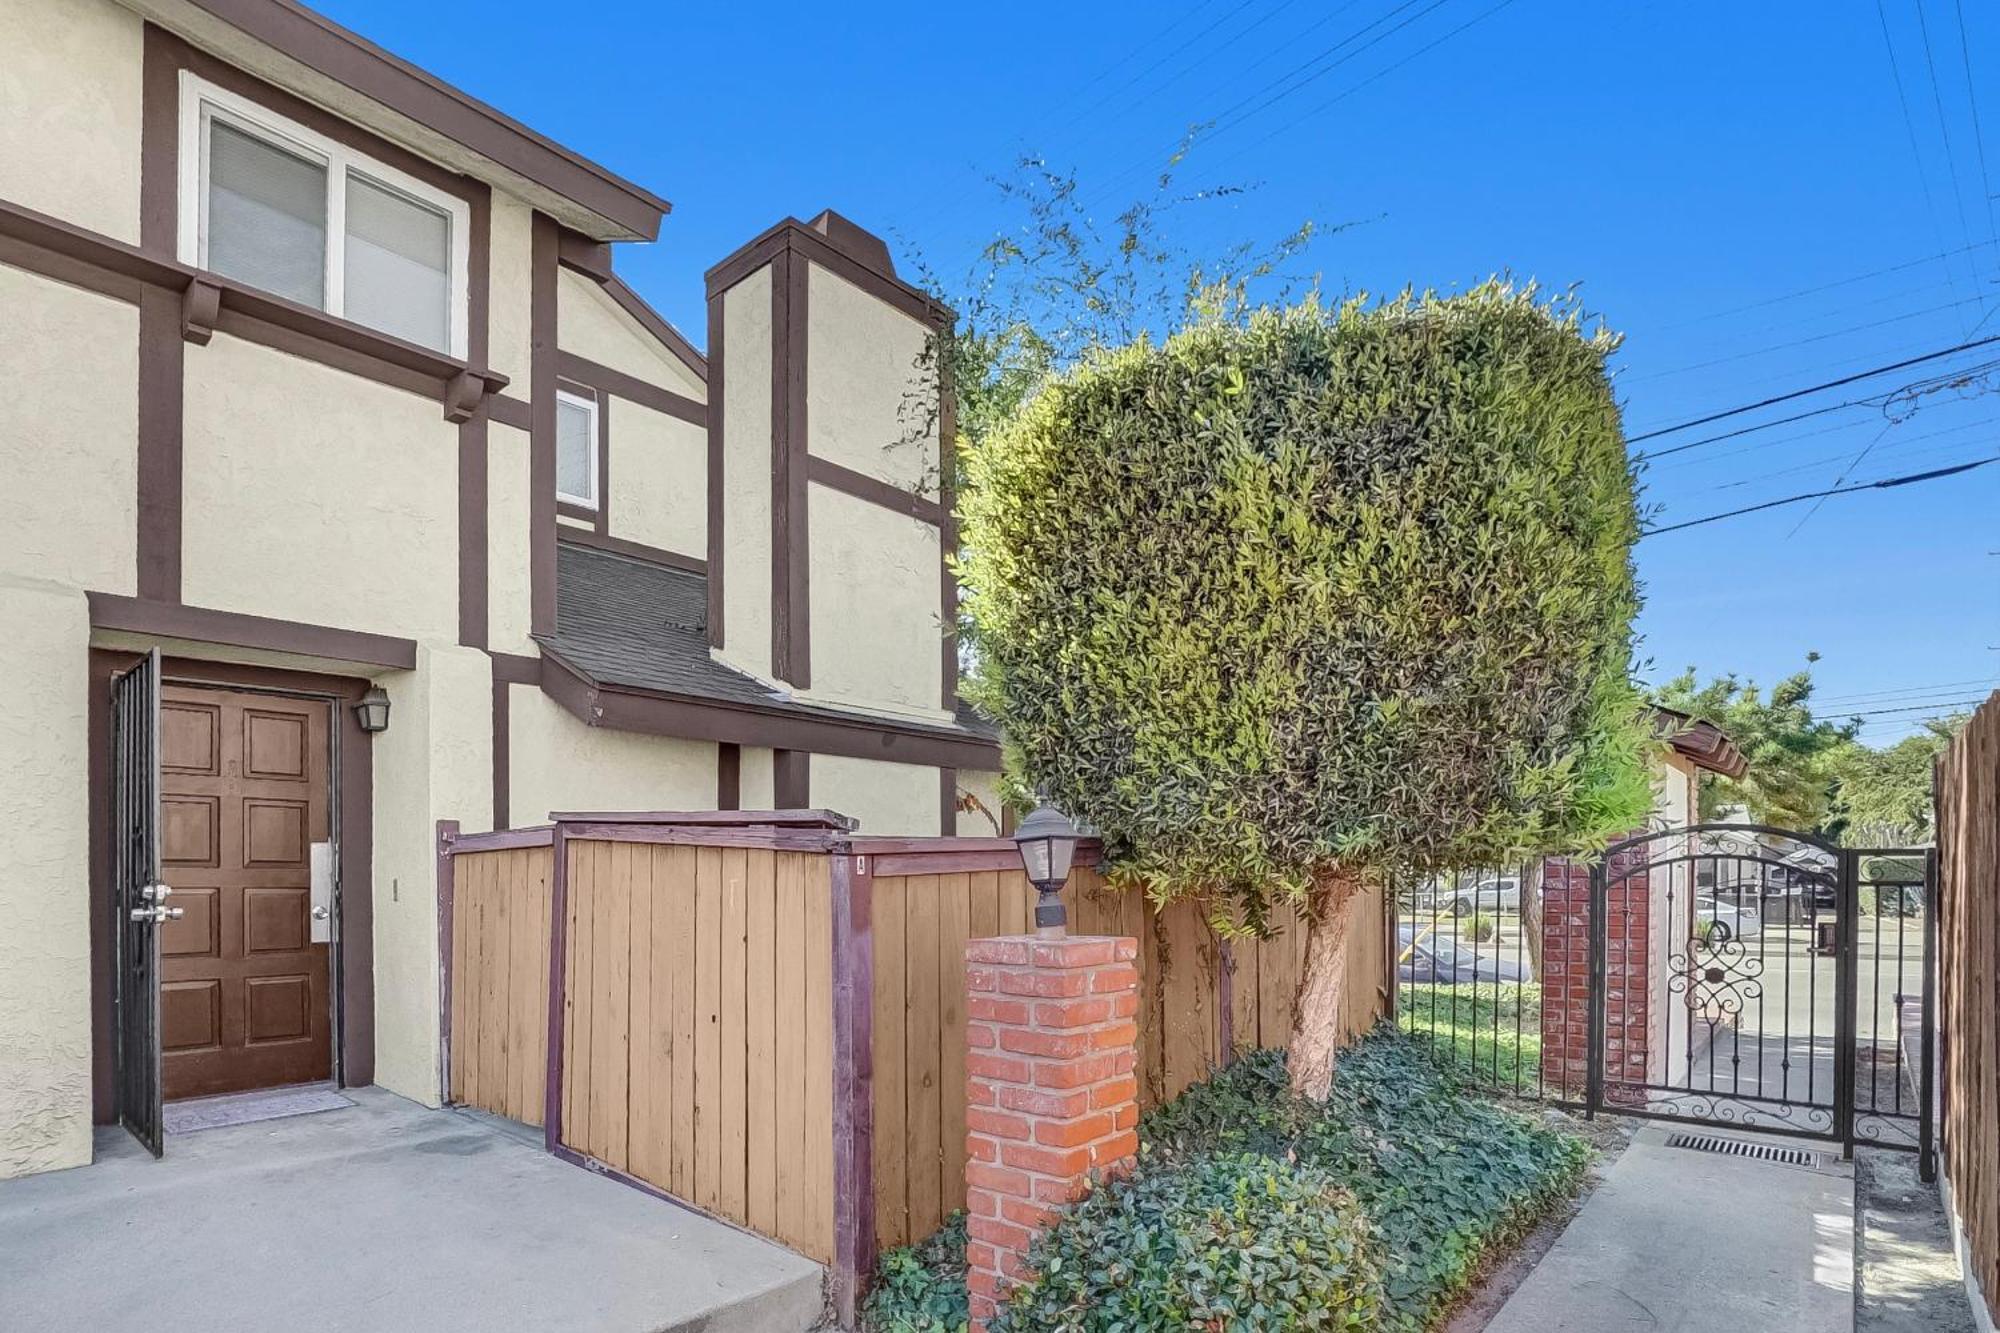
(603, 274, 708, 383)
(940, 767, 958, 836)
(492, 675, 511, 829)
(807, 455, 945, 526)
(137, 287, 184, 603)
(0, 196, 509, 420)
(555, 527, 707, 575)
(537, 651, 1001, 770)
(829, 850, 877, 1325)
(938, 338, 960, 714)
(705, 292, 726, 650)
(451, 825, 555, 851)
(556, 499, 599, 524)
(88, 592, 420, 670)
(717, 743, 741, 810)
(458, 183, 492, 650)
(557, 821, 839, 852)
(490, 650, 543, 684)
(703, 215, 951, 330)
(488, 393, 534, 432)
(164, 2, 669, 240)
(595, 391, 611, 536)
(435, 819, 458, 1101)
(555, 229, 613, 281)
(554, 350, 706, 427)
(530, 213, 559, 637)
(771, 249, 812, 688)
(774, 748, 810, 808)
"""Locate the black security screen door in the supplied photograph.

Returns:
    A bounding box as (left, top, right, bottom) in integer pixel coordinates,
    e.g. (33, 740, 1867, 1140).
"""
(112, 649, 166, 1157)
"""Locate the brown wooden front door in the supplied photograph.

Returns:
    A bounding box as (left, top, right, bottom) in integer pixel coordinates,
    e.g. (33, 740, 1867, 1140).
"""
(157, 683, 334, 1099)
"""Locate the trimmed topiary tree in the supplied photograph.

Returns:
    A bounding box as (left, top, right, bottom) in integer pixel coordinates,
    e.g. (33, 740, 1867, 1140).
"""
(958, 286, 1654, 1098)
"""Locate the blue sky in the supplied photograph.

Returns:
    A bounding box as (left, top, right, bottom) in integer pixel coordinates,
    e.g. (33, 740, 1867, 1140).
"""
(321, 0, 2000, 744)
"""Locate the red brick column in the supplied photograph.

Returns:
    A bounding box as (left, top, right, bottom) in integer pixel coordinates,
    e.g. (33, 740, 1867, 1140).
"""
(963, 936, 1140, 1331)
(1538, 842, 1652, 1102)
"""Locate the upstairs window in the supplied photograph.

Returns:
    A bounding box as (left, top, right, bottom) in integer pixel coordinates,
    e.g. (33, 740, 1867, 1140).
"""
(556, 389, 599, 510)
(178, 73, 469, 358)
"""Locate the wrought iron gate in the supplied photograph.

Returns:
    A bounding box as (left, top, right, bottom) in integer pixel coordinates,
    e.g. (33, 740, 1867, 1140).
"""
(1394, 823, 1936, 1174)
(111, 649, 172, 1157)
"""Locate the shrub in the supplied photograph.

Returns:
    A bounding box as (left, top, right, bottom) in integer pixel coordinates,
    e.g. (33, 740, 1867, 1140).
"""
(862, 1030, 1592, 1333)
(1463, 912, 1497, 943)
(957, 289, 1652, 1093)
(861, 1213, 968, 1333)
(991, 1154, 1383, 1331)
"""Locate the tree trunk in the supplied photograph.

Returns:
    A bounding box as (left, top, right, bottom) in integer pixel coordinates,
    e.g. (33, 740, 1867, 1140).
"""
(1287, 867, 1368, 1101)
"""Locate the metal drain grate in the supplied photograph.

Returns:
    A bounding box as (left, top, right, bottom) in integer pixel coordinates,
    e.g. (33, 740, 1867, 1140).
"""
(1663, 1132, 1823, 1167)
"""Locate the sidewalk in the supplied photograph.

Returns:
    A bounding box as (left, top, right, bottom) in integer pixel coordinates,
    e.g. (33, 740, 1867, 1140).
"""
(1484, 1123, 1855, 1333)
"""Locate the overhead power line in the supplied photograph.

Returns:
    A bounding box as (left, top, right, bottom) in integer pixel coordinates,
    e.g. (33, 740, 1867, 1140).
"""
(1627, 332, 2000, 445)
(1652, 237, 2000, 332)
(1834, 697, 1990, 718)
(1641, 454, 2000, 536)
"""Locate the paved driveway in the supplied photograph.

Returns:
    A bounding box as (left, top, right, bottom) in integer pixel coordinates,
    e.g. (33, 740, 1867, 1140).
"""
(0, 1088, 823, 1333)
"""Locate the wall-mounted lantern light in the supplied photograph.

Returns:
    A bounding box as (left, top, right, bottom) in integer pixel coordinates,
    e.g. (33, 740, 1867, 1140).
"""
(353, 686, 392, 735)
(1013, 803, 1081, 936)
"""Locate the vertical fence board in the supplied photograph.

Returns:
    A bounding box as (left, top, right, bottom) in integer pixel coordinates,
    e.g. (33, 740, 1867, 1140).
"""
(773, 851, 811, 1253)
(805, 855, 837, 1264)
(872, 876, 910, 1250)
(719, 847, 751, 1221)
(562, 840, 587, 1147)
(694, 845, 724, 1210)
(624, 843, 658, 1179)
(666, 845, 699, 1201)
(937, 874, 972, 1222)
(904, 871, 944, 1243)
(746, 848, 779, 1237)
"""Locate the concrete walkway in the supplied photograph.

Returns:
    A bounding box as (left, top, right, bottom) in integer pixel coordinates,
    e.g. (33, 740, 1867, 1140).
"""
(0, 1088, 823, 1333)
(1484, 1124, 1855, 1333)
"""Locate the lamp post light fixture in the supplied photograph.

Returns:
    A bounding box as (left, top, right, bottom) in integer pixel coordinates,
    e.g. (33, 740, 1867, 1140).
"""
(1013, 803, 1081, 937)
(352, 686, 392, 735)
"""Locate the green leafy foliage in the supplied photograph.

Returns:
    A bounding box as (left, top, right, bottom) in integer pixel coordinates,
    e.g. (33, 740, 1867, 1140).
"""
(1399, 982, 1543, 1088)
(1651, 662, 1856, 827)
(1462, 912, 1497, 943)
(861, 1031, 1590, 1333)
(959, 290, 1653, 914)
(1826, 724, 1960, 846)
(861, 1213, 969, 1333)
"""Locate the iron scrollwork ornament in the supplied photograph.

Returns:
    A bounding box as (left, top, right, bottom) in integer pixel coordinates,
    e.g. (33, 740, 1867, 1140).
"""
(1667, 932, 1765, 1023)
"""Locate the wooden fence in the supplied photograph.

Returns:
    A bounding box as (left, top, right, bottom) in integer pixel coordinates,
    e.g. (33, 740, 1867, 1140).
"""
(1936, 693, 2000, 1324)
(436, 816, 1390, 1322)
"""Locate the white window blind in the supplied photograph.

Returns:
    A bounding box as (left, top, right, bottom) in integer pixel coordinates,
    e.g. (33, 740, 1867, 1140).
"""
(344, 174, 450, 351)
(205, 119, 326, 308)
(180, 73, 469, 357)
(557, 392, 598, 509)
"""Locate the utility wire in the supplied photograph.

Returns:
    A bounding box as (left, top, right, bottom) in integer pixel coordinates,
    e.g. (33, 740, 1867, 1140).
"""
(1641, 455, 2000, 535)
(1955, 0, 2000, 269)
(1912, 0, 1984, 322)
(1652, 237, 1999, 332)
(1624, 291, 1989, 383)
(1878, 0, 1977, 331)
(1814, 676, 2000, 705)
(1627, 332, 2000, 444)
(1833, 697, 1991, 718)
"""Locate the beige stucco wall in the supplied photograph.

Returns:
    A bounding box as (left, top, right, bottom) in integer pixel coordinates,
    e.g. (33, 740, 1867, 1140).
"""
(0, 578, 94, 1179)
(369, 644, 492, 1107)
(806, 484, 944, 716)
(738, 746, 775, 810)
(607, 397, 705, 560)
(805, 263, 937, 493)
(507, 686, 718, 824)
(557, 268, 705, 401)
(717, 266, 774, 680)
(0, 0, 143, 245)
(811, 754, 939, 836)
(486, 421, 535, 655)
(182, 334, 459, 643)
(486, 193, 535, 387)
(953, 769, 1005, 837)
(0, 264, 139, 595)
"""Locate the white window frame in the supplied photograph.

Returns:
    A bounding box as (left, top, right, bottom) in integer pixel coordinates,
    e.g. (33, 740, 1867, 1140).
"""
(176, 71, 472, 359)
(555, 388, 600, 511)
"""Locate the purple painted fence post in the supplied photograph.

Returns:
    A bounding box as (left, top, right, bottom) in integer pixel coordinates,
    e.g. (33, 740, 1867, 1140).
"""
(829, 848, 877, 1327)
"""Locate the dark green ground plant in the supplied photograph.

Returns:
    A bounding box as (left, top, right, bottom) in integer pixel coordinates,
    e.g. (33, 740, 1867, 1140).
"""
(959, 290, 1652, 1097)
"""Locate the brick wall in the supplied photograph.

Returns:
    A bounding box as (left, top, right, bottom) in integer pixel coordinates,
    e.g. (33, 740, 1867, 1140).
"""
(963, 936, 1141, 1331)
(1538, 842, 1653, 1101)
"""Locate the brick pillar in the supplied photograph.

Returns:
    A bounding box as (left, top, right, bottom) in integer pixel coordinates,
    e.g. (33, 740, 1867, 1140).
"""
(1538, 840, 1653, 1102)
(963, 936, 1140, 1331)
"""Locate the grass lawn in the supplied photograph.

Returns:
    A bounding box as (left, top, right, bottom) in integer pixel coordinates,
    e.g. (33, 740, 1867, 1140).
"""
(864, 1027, 1590, 1332)
(1399, 982, 1544, 1095)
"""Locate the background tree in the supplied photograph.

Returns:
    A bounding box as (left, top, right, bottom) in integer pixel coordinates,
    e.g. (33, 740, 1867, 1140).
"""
(1824, 720, 1960, 846)
(958, 289, 1655, 1099)
(1651, 660, 1856, 827)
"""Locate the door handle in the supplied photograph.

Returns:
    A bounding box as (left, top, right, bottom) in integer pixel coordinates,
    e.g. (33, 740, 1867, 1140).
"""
(130, 904, 184, 924)
(312, 905, 330, 920)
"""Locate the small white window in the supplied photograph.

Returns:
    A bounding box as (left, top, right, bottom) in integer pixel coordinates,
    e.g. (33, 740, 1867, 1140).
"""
(178, 72, 470, 358)
(556, 390, 598, 510)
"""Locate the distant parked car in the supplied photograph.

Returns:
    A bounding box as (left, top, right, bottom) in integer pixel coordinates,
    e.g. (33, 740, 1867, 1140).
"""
(1415, 878, 1521, 917)
(1397, 925, 1531, 986)
(1695, 895, 1762, 944)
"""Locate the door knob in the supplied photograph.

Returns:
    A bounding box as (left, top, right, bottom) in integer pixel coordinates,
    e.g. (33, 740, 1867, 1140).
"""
(312, 905, 330, 920)
(129, 905, 184, 924)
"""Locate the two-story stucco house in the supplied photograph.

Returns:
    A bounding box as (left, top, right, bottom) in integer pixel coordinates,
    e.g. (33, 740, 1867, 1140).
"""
(0, 0, 1000, 1179)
